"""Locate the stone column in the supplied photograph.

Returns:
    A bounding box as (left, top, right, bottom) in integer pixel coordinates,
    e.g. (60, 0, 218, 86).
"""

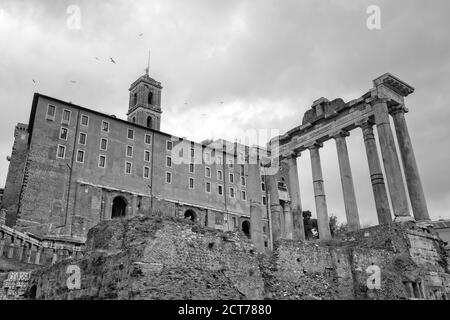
(7, 235, 15, 259)
(250, 200, 264, 252)
(16, 238, 24, 261)
(52, 249, 58, 265)
(279, 204, 286, 238)
(267, 174, 282, 243)
(333, 131, 361, 231)
(287, 153, 306, 240)
(360, 120, 392, 225)
(391, 106, 430, 221)
(283, 203, 293, 239)
(373, 99, 411, 219)
(26, 244, 33, 264)
(35, 247, 42, 265)
(0, 232, 5, 257)
(308, 143, 331, 240)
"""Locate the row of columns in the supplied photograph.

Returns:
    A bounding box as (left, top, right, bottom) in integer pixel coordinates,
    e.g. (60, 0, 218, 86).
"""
(268, 98, 429, 241)
(0, 232, 83, 265)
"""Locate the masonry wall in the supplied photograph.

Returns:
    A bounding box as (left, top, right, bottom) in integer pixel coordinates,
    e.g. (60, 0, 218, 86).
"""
(28, 216, 264, 300)
(2, 124, 29, 227)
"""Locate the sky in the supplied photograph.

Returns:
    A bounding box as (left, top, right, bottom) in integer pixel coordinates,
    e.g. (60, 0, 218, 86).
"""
(0, 0, 449, 226)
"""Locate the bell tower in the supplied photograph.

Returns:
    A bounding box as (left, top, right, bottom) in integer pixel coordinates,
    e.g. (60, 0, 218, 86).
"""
(127, 63, 162, 130)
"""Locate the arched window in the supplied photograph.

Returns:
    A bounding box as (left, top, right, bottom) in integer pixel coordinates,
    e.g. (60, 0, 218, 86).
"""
(148, 91, 153, 104)
(147, 116, 152, 129)
(184, 209, 196, 221)
(132, 117, 136, 123)
(242, 220, 250, 238)
(132, 92, 137, 105)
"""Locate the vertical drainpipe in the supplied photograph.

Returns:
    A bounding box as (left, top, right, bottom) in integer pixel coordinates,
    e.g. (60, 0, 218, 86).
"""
(64, 108, 81, 236)
(264, 167, 274, 251)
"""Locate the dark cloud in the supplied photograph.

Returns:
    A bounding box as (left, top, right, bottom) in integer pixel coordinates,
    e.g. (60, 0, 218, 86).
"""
(1, 0, 449, 223)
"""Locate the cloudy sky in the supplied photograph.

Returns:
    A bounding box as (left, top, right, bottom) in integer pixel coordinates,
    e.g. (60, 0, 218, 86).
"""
(1, 0, 449, 226)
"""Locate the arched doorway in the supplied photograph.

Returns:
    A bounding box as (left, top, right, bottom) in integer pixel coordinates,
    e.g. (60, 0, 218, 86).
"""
(112, 196, 127, 219)
(242, 220, 250, 238)
(147, 116, 153, 129)
(184, 209, 196, 221)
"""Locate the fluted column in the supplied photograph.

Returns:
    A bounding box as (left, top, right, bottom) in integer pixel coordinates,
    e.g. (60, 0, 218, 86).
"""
(287, 153, 306, 240)
(267, 174, 282, 243)
(390, 106, 430, 221)
(360, 120, 392, 225)
(308, 143, 331, 240)
(333, 131, 360, 231)
(373, 99, 411, 219)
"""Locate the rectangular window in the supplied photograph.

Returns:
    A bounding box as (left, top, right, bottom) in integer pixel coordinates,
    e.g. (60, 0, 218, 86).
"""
(101, 121, 109, 132)
(166, 140, 173, 151)
(240, 164, 245, 176)
(62, 109, 71, 124)
(46, 105, 56, 120)
(228, 158, 234, 168)
(229, 173, 234, 184)
(100, 138, 108, 151)
(125, 162, 132, 174)
(126, 145, 133, 157)
(190, 148, 195, 157)
(241, 176, 246, 186)
(205, 182, 211, 193)
(229, 187, 235, 198)
(145, 134, 152, 145)
(56, 145, 66, 159)
(262, 195, 267, 205)
(76, 150, 85, 163)
(241, 190, 247, 201)
(59, 127, 68, 140)
(205, 167, 211, 178)
(127, 129, 134, 140)
(204, 152, 211, 163)
(166, 172, 172, 184)
(98, 155, 106, 168)
(78, 132, 87, 145)
(143, 166, 150, 179)
(81, 115, 89, 126)
(218, 184, 223, 196)
(144, 150, 151, 162)
(216, 155, 223, 165)
(217, 170, 223, 181)
(189, 178, 195, 189)
(261, 182, 266, 191)
(189, 163, 195, 173)
(166, 156, 172, 167)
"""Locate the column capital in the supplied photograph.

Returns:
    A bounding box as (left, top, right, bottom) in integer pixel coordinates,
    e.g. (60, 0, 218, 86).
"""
(331, 130, 350, 139)
(390, 105, 409, 116)
(286, 151, 301, 160)
(369, 97, 389, 107)
(306, 142, 323, 150)
(356, 117, 375, 130)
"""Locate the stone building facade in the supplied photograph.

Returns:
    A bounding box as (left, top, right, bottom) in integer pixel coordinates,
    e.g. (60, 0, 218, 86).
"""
(1, 71, 292, 248)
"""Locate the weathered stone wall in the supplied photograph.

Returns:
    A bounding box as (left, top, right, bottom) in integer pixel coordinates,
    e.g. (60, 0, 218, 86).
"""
(2, 123, 29, 227)
(27, 216, 264, 300)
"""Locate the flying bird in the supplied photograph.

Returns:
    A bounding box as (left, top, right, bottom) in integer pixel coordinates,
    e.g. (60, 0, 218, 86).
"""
(138, 33, 143, 37)
(110, 57, 116, 64)
(220, 101, 224, 104)
(70, 80, 77, 83)
(94, 57, 100, 61)
(32, 79, 36, 83)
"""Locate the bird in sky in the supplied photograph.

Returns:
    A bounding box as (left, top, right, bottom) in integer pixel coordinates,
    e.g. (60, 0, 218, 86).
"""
(139, 33, 143, 37)
(220, 101, 224, 104)
(184, 102, 188, 105)
(70, 80, 77, 83)
(32, 79, 36, 83)
(94, 57, 100, 61)
(110, 57, 116, 64)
